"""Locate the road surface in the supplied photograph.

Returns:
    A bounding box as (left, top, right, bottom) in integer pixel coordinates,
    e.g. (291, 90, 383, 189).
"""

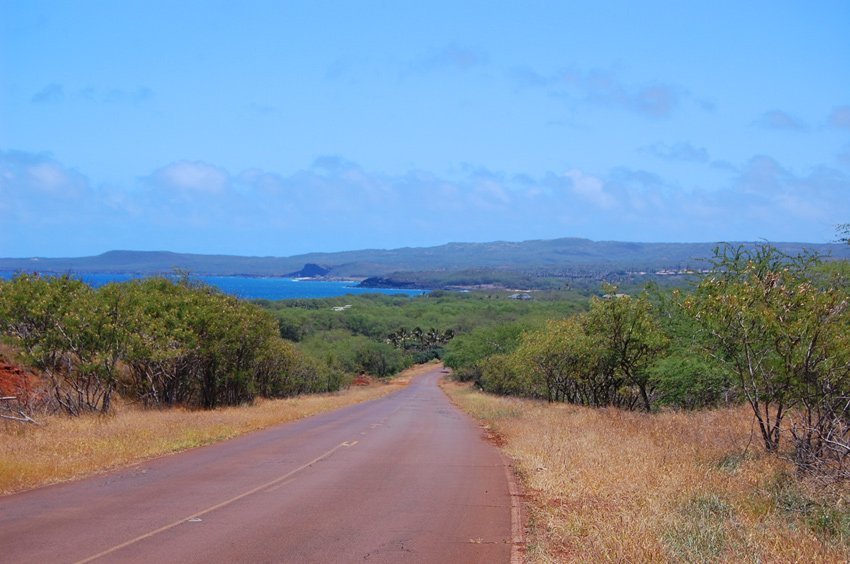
(1, 367, 519, 563)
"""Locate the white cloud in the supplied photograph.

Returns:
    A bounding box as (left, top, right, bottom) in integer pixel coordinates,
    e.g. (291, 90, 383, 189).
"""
(564, 169, 616, 209)
(0, 151, 88, 196)
(726, 156, 848, 226)
(27, 163, 72, 193)
(3, 150, 848, 256)
(148, 161, 230, 193)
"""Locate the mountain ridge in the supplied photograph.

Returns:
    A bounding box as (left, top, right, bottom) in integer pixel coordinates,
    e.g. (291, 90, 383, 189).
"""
(3, 237, 848, 281)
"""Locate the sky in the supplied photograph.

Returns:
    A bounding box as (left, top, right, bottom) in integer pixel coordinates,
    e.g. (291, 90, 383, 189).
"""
(1, 1, 849, 257)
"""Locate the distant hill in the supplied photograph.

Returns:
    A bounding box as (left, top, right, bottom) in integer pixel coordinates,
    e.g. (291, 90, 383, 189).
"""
(2, 238, 848, 287)
(286, 263, 331, 278)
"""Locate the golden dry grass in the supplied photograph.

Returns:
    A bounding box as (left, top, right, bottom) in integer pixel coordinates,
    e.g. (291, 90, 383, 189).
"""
(443, 381, 850, 563)
(0, 366, 424, 495)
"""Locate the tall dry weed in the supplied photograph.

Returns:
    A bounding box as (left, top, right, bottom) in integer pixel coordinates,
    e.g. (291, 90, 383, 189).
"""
(443, 381, 850, 563)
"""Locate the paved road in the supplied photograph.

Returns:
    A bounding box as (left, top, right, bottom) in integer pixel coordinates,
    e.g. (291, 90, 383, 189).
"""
(1, 367, 518, 563)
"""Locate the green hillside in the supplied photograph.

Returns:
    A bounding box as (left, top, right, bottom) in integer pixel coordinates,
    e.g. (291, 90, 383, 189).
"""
(2, 238, 848, 289)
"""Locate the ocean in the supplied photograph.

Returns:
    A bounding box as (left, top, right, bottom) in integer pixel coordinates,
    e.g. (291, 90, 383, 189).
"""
(0, 272, 426, 301)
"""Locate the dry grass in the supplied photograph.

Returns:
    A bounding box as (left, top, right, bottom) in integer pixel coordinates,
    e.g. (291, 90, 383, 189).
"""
(0, 366, 423, 495)
(443, 381, 850, 563)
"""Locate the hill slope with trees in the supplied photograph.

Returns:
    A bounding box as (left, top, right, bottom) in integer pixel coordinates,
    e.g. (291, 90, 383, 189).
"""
(3, 238, 849, 290)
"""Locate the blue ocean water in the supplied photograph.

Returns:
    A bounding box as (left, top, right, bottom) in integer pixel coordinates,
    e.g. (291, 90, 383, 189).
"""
(0, 272, 426, 301)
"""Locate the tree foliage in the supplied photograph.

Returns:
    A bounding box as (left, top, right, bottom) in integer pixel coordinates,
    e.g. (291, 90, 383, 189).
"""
(686, 244, 850, 474)
(0, 275, 340, 413)
(584, 286, 668, 411)
(443, 323, 527, 384)
(0, 275, 124, 414)
(460, 288, 667, 411)
(510, 318, 596, 402)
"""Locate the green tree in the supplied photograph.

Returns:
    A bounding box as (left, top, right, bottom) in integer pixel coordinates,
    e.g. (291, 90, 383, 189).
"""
(685, 244, 850, 461)
(479, 353, 528, 396)
(347, 338, 409, 378)
(647, 284, 733, 409)
(584, 286, 668, 411)
(511, 318, 597, 402)
(443, 323, 527, 384)
(0, 275, 127, 414)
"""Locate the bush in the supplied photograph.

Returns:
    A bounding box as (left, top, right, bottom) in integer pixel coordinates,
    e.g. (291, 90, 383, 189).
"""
(0, 275, 335, 412)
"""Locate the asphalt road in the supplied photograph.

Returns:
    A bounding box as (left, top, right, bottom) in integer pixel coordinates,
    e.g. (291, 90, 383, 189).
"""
(1, 367, 519, 563)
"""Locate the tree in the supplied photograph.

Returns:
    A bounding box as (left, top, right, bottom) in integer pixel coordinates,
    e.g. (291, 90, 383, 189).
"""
(647, 284, 734, 409)
(685, 244, 850, 464)
(347, 338, 408, 378)
(511, 318, 597, 402)
(443, 323, 526, 384)
(584, 286, 668, 411)
(0, 275, 360, 413)
(0, 275, 127, 414)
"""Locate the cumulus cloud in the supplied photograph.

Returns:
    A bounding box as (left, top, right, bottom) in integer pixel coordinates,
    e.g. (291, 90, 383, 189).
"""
(235, 156, 850, 244)
(31, 83, 64, 104)
(718, 156, 850, 231)
(753, 109, 806, 131)
(828, 105, 850, 129)
(3, 150, 848, 257)
(564, 169, 616, 209)
(0, 151, 100, 243)
(147, 161, 230, 193)
(236, 168, 285, 193)
(643, 142, 709, 163)
(736, 155, 788, 195)
(0, 150, 88, 196)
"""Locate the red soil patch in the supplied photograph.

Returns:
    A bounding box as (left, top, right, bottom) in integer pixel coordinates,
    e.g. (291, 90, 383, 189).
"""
(352, 373, 378, 386)
(0, 360, 44, 409)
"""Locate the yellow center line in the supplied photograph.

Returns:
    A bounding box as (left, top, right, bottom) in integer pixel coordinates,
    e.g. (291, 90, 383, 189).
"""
(76, 440, 358, 563)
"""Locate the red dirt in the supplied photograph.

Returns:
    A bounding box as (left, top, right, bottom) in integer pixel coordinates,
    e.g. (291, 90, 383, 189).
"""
(0, 359, 44, 409)
(351, 373, 377, 386)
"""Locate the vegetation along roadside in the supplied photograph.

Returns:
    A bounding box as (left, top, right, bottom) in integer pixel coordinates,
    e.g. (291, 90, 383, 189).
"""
(443, 380, 850, 562)
(438, 241, 850, 562)
(3, 239, 850, 562)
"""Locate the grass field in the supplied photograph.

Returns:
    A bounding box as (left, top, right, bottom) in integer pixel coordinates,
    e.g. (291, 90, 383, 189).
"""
(442, 380, 850, 563)
(0, 365, 430, 495)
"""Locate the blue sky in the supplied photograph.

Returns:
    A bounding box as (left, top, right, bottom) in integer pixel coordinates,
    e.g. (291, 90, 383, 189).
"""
(1, 1, 849, 257)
